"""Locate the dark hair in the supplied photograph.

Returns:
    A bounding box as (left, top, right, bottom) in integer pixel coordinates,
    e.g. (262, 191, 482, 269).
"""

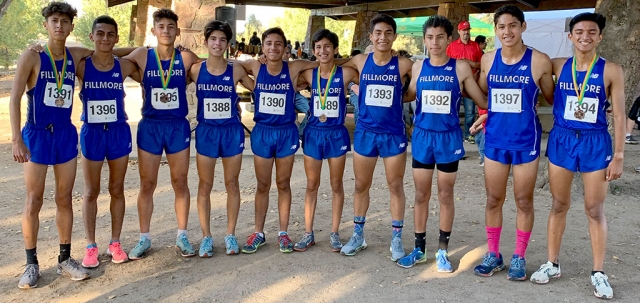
(370, 13, 396, 34)
(204, 20, 232, 41)
(252, 31, 257, 35)
(398, 50, 412, 59)
(312, 29, 339, 49)
(569, 13, 606, 33)
(262, 27, 286, 45)
(42, 1, 78, 22)
(422, 15, 454, 37)
(92, 15, 118, 34)
(294, 41, 300, 48)
(493, 5, 525, 25)
(475, 35, 487, 44)
(153, 8, 178, 25)
(350, 49, 362, 57)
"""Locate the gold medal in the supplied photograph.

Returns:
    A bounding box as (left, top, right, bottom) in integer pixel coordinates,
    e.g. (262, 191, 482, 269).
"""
(319, 114, 327, 123)
(160, 94, 169, 103)
(570, 54, 598, 121)
(55, 97, 65, 107)
(574, 109, 585, 120)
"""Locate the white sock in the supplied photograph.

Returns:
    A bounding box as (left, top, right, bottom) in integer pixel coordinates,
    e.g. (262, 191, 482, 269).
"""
(177, 229, 187, 237)
(626, 133, 631, 137)
(140, 233, 150, 241)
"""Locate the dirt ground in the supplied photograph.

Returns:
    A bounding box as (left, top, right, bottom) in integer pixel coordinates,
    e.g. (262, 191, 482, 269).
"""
(0, 74, 639, 303)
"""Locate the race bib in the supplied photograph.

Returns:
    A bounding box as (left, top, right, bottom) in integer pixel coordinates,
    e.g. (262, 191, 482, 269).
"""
(43, 82, 73, 108)
(258, 92, 286, 115)
(87, 100, 117, 123)
(421, 90, 451, 114)
(365, 84, 394, 107)
(491, 88, 522, 113)
(564, 95, 598, 123)
(151, 87, 179, 110)
(313, 96, 340, 118)
(203, 98, 231, 119)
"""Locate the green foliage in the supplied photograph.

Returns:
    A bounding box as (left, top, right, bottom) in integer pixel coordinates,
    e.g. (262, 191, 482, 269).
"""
(393, 35, 425, 57)
(237, 14, 263, 44)
(473, 13, 495, 51)
(74, 0, 134, 48)
(325, 18, 355, 57)
(0, 0, 47, 69)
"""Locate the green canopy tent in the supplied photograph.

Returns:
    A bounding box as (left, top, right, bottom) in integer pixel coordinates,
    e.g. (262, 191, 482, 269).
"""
(395, 16, 494, 37)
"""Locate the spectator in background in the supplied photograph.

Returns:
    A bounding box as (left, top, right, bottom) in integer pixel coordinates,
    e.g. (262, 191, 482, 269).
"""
(348, 49, 365, 125)
(249, 31, 261, 45)
(294, 41, 302, 58)
(625, 81, 640, 144)
(236, 37, 246, 56)
(446, 20, 483, 144)
(475, 35, 487, 53)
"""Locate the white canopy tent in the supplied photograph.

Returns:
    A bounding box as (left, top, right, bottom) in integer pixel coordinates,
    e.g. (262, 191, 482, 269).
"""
(494, 18, 574, 59)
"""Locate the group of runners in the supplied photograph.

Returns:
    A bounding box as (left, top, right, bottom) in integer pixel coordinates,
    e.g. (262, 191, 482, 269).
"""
(10, 1, 625, 300)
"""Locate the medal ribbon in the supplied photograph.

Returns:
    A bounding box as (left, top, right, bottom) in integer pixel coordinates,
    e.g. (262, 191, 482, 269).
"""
(154, 48, 176, 90)
(571, 54, 598, 105)
(44, 45, 67, 94)
(316, 65, 337, 110)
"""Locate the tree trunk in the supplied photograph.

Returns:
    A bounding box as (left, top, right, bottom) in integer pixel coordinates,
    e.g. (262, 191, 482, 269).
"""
(0, 0, 12, 22)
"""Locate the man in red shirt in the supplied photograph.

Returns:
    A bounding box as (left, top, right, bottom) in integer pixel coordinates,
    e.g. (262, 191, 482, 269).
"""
(446, 20, 483, 143)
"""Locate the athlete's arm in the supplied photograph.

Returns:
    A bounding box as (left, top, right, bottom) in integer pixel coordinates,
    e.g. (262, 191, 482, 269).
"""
(342, 66, 359, 86)
(478, 51, 495, 94)
(534, 51, 555, 105)
(112, 47, 138, 58)
(336, 54, 365, 72)
(188, 60, 202, 84)
(234, 63, 255, 91)
(470, 113, 487, 134)
(9, 50, 39, 163)
(605, 61, 625, 181)
(403, 60, 421, 102)
(457, 59, 488, 109)
(122, 47, 149, 77)
(289, 60, 319, 78)
(297, 68, 312, 89)
(231, 59, 260, 77)
(181, 49, 204, 73)
(119, 58, 142, 83)
(75, 58, 86, 83)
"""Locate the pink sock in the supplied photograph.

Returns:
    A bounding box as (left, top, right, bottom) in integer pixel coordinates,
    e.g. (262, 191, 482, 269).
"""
(486, 226, 502, 254)
(515, 229, 532, 257)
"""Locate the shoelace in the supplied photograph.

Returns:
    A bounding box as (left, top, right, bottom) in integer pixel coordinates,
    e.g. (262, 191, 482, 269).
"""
(437, 253, 448, 264)
(24, 265, 38, 276)
(482, 254, 497, 266)
(226, 236, 238, 247)
(593, 275, 609, 287)
(512, 258, 525, 269)
(178, 236, 191, 249)
(246, 233, 260, 246)
(391, 237, 403, 251)
(202, 237, 213, 248)
(87, 247, 97, 257)
(301, 234, 313, 244)
(279, 235, 292, 246)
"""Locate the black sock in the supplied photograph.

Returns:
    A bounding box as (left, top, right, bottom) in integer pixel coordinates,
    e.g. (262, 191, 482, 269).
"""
(26, 248, 38, 265)
(58, 244, 71, 263)
(415, 232, 426, 253)
(552, 262, 559, 268)
(592, 270, 605, 276)
(438, 230, 451, 250)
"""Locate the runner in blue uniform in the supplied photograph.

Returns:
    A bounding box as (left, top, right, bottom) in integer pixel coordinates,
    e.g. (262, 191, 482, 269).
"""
(473, 5, 555, 281)
(293, 29, 359, 252)
(76, 16, 140, 269)
(237, 28, 317, 254)
(10, 2, 89, 288)
(398, 15, 487, 270)
(188, 21, 254, 257)
(122, 9, 202, 259)
(339, 14, 414, 260)
(530, 13, 624, 300)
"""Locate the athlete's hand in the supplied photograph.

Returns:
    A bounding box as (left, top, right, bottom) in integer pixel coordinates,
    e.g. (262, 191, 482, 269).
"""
(12, 140, 30, 163)
(470, 123, 483, 135)
(176, 44, 190, 52)
(605, 155, 623, 181)
(258, 54, 267, 64)
(27, 43, 44, 53)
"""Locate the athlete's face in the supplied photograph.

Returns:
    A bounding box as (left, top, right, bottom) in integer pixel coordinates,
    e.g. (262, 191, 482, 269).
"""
(424, 27, 452, 57)
(369, 22, 396, 52)
(569, 21, 602, 53)
(44, 13, 74, 40)
(206, 30, 228, 58)
(90, 23, 119, 53)
(314, 38, 336, 64)
(263, 34, 285, 62)
(495, 14, 526, 47)
(151, 18, 179, 45)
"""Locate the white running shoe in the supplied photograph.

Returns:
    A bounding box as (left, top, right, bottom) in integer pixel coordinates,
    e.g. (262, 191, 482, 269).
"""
(530, 261, 561, 284)
(591, 272, 613, 299)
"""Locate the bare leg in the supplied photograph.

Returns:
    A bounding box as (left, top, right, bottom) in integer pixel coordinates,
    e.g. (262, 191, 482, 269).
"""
(382, 152, 407, 222)
(327, 155, 346, 233)
(303, 155, 322, 233)
(484, 158, 510, 228)
(352, 152, 377, 217)
(53, 158, 78, 245)
(546, 162, 574, 263)
(22, 162, 48, 249)
(107, 155, 129, 242)
(582, 169, 608, 272)
(222, 154, 242, 235)
(82, 158, 104, 245)
(511, 158, 539, 233)
(166, 147, 191, 231)
(412, 168, 434, 234)
(253, 155, 275, 232)
(436, 170, 457, 233)
(275, 155, 295, 232)
(136, 149, 161, 233)
(196, 153, 216, 237)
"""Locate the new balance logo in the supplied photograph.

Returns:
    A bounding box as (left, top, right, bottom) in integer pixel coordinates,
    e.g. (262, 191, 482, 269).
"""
(174, 60, 180, 64)
(591, 74, 599, 79)
(223, 76, 230, 81)
(444, 66, 453, 71)
(389, 65, 396, 70)
(399, 143, 406, 148)
(281, 74, 287, 79)
(340, 145, 348, 151)
(334, 78, 341, 83)
(240, 143, 244, 148)
(290, 144, 297, 149)
(128, 142, 132, 148)
(454, 149, 462, 155)
(518, 65, 528, 71)
(605, 155, 611, 161)
(529, 150, 537, 156)
(185, 137, 190, 143)
(67, 60, 72, 66)
(112, 72, 120, 78)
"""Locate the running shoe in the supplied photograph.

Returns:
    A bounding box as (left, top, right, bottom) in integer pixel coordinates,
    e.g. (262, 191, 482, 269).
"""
(199, 236, 214, 258)
(530, 261, 561, 284)
(18, 264, 40, 289)
(435, 249, 453, 273)
(107, 241, 128, 264)
(625, 135, 638, 144)
(128, 238, 151, 260)
(176, 234, 196, 257)
(507, 254, 527, 281)
(82, 245, 99, 268)
(241, 232, 266, 254)
(474, 252, 505, 277)
(329, 232, 342, 252)
(225, 234, 240, 255)
(397, 247, 426, 268)
(591, 272, 613, 299)
(635, 166, 640, 173)
(279, 233, 294, 253)
(294, 232, 315, 252)
(57, 258, 90, 281)
(468, 136, 476, 144)
(340, 232, 367, 256)
(390, 235, 405, 261)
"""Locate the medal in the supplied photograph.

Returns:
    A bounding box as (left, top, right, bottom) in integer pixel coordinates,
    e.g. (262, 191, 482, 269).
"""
(571, 53, 598, 120)
(319, 114, 327, 123)
(154, 48, 176, 92)
(316, 65, 337, 121)
(160, 94, 169, 103)
(44, 45, 68, 105)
